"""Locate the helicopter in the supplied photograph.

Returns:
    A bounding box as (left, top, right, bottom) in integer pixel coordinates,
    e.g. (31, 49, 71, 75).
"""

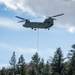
(16, 13, 64, 30)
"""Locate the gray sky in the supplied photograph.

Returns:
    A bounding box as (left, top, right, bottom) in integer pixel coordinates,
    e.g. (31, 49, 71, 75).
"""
(0, 0, 75, 33)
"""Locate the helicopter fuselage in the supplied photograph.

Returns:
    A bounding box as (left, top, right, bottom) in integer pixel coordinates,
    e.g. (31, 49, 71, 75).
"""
(23, 17, 54, 29)
(16, 13, 64, 30)
(23, 22, 53, 28)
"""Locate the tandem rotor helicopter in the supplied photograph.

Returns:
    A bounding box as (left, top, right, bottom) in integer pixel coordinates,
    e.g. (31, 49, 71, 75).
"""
(16, 13, 64, 30)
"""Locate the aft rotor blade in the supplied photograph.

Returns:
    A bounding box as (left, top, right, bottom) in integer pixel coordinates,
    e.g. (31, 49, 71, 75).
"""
(15, 16, 25, 20)
(52, 18, 56, 20)
(52, 13, 64, 17)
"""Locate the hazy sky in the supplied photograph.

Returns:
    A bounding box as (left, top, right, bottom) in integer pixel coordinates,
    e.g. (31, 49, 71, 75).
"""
(0, 0, 75, 68)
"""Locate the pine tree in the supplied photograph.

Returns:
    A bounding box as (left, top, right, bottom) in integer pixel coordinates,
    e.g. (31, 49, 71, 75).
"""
(17, 55, 26, 75)
(9, 52, 16, 75)
(51, 47, 64, 75)
(68, 44, 75, 75)
(44, 61, 51, 75)
(28, 65, 37, 75)
(29, 52, 40, 75)
(1, 67, 6, 75)
(31, 52, 40, 68)
(38, 58, 45, 75)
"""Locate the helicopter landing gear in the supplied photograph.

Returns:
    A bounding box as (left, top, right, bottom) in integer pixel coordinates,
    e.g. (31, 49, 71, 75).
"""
(34, 29, 36, 30)
(31, 28, 33, 30)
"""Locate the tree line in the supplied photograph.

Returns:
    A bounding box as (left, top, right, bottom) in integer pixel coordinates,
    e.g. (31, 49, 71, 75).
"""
(0, 44, 75, 75)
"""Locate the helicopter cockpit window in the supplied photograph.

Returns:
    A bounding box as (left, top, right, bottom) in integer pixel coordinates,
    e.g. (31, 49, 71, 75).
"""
(26, 20, 30, 23)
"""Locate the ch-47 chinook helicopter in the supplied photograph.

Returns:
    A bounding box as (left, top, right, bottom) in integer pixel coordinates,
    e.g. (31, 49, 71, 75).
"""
(16, 13, 64, 30)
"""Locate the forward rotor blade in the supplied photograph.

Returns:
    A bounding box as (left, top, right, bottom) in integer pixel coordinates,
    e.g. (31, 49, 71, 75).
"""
(18, 20, 25, 23)
(51, 13, 64, 17)
(15, 16, 25, 20)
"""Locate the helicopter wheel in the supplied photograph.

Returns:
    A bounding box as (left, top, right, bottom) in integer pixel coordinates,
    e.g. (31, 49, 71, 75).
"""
(34, 29, 36, 30)
(48, 28, 50, 30)
(31, 28, 33, 30)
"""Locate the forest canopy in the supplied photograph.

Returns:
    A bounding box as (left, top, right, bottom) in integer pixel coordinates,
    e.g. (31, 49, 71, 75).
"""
(0, 44, 75, 75)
